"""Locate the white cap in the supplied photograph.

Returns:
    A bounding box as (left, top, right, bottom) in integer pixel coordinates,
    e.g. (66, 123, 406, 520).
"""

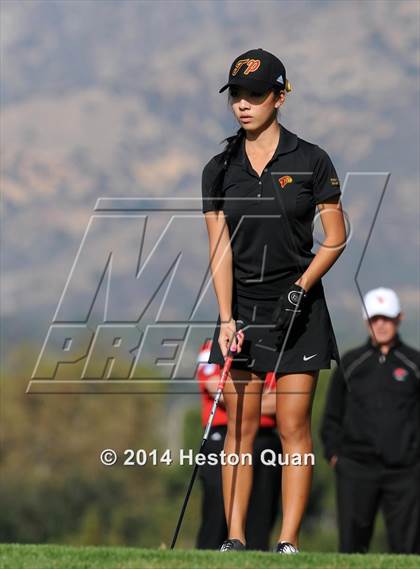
(362, 287, 401, 320)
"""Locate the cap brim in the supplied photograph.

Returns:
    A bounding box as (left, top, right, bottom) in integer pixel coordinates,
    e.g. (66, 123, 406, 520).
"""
(219, 78, 273, 95)
(363, 309, 400, 320)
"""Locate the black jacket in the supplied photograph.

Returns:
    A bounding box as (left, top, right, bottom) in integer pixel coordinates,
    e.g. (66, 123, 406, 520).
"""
(320, 333, 420, 467)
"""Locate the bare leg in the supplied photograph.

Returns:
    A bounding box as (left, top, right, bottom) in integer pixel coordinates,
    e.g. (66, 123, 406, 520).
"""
(221, 368, 265, 544)
(275, 370, 319, 548)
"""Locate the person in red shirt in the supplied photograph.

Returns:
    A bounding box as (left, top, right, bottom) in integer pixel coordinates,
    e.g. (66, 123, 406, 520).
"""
(195, 340, 282, 550)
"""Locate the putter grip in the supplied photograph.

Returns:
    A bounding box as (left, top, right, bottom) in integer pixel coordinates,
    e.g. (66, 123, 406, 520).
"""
(215, 320, 246, 391)
(226, 320, 246, 358)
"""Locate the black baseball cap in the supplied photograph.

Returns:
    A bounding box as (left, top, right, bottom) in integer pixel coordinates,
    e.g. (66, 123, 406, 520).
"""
(219, 48, 292, 95)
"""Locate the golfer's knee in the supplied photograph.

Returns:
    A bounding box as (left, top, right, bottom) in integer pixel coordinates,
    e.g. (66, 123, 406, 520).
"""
(277, 416, 311, 445)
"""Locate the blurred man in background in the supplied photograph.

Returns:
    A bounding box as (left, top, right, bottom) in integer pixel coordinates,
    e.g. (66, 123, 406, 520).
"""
(320, 287, 420, 553)
(195, 340, 282, 551)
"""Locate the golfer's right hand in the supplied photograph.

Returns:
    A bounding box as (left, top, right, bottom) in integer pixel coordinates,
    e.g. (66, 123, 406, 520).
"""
(219, 317, 244, 358)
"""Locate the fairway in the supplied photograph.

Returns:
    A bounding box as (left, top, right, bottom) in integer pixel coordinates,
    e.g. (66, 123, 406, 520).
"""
(1, 544, 419, 569)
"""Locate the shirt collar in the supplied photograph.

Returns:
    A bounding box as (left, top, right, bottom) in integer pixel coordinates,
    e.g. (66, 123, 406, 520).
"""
(230, 122, 299, 169)
(364, 332, 403, 352)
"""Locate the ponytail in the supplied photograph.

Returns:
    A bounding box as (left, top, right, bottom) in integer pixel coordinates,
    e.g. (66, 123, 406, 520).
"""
(209, 127, 245, 210)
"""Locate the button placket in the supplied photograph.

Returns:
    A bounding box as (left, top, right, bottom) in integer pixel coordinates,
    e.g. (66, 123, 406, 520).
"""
(257, 167, 270, 197)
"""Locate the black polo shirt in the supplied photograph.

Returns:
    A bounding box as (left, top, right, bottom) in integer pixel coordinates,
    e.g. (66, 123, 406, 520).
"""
(201, 122, 342, 299)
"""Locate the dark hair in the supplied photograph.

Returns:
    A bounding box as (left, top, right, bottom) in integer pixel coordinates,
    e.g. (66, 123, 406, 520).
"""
(209, 127, 245, 210)
(209, 86, 284, 209)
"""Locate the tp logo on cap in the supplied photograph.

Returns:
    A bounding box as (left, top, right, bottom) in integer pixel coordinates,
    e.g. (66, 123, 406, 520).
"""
(232, 59, 261, 76)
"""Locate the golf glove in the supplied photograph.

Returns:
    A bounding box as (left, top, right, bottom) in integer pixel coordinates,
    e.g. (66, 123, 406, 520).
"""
(272, 283, 308, 332)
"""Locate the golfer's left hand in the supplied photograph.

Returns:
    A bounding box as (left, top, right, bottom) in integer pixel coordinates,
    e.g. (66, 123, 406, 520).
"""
(272, 283, 308, 332)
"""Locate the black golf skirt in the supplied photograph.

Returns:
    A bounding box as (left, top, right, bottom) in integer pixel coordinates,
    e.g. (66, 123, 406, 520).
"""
(207, 279, 341, 375)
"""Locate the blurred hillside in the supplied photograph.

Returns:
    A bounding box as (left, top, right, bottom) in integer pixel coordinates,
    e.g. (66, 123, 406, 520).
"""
(1, 0, 419, 355)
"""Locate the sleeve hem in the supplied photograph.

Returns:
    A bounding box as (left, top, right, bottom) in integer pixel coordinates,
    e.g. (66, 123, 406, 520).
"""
(314, 189, 342, 205)
(202, 206, 222, 214)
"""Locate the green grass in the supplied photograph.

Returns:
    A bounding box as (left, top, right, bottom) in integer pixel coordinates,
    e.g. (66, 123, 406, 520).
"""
(1, 544, 419, 569)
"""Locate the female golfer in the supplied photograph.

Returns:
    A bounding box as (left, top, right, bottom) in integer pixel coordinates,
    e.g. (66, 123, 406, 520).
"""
(201, 48, 346, 554)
